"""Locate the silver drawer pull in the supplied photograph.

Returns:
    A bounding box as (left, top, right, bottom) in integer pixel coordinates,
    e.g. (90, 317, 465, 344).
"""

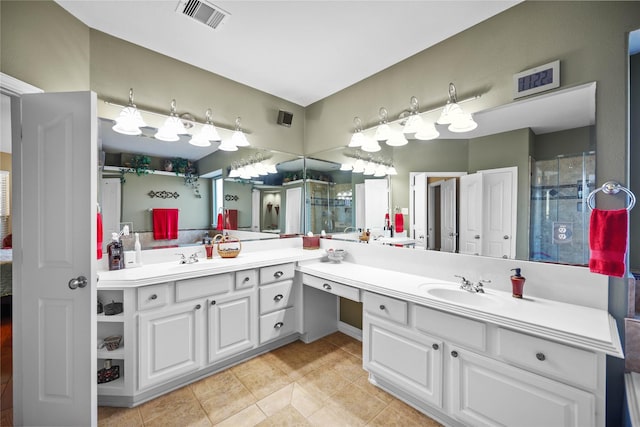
(211, 300, 216, 305)
(243, 277, 250, 283)
(274, 271, 284, 279)
(536, 352, 546, 361)
(451, 350, 459, 358)
(195, 304, 202, 310)
(432, 343, 439, 350)
(274, 294, 284, 302)
(150, 294, 157, 300)
(323, 283, 332, 290)
(379, 304, 386, 310)
(274, 321, 284, 329)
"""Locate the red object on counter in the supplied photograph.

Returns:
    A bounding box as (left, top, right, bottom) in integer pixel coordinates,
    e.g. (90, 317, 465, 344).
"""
(224, 209, 238, 230)
(395, 212, 404, 233)
(216, 213, 224, 230)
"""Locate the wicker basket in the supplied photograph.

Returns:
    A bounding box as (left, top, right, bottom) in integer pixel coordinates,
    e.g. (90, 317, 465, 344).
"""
(102, 335, 122, 351)
(213, 234, 242, 258)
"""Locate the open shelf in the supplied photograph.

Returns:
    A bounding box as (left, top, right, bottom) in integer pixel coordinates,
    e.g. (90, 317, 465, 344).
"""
(97, 343, 125, 359)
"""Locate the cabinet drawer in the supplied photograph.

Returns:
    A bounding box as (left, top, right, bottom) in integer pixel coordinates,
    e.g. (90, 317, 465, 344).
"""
(303, 274, 361, 302)
(138, 283, 170, 311)
(259, 307, 296, 344)
(235, 269, 258, 290)
(496, 328, 599, 390)
(259, 280, 294, 315)
(414, 305, 486, 352)
(175, 273, 232, 302)
(260, 263, 295, 285)
(363, 292, 407, 325)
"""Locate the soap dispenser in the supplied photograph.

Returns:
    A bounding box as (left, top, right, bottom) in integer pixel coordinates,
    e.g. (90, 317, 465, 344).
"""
(107, 233, 124, 271)
(510, 268, 526, 298)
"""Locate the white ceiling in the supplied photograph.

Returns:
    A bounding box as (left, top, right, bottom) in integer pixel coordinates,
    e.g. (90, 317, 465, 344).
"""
(55, 0, 521, 107)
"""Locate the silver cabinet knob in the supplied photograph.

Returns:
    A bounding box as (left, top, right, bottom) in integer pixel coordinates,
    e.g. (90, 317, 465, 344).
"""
(451, 350, 459, 358)
(536, 352, 546, 361)
(323, 283, 332, 290)
(150, 294, 157, 300)
(243, 277, 250, 283)
(68, 276, 88, 290)
(474, 235, 480, 239)
(211, 300, 216, 305)
(274, 294, 284, 302)
(274, 322, 284, 329)
(274, 271, 284, 279)
(432, 343, 439, 350)
(195, 304, 202, 310)
(503, 235, 510, 239)
(379, 304, 386, 310)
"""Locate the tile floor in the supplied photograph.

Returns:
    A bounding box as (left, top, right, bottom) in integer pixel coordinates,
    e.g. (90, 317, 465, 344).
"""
(99, 332, 443, 427)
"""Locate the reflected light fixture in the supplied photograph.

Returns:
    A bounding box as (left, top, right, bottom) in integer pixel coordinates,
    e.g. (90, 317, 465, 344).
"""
(386, 131, 408, 147)
(231, 117, 250, 147)
(190, 108, 221, 147)
(112, 88, 147, 135)
(374, 163, 388, 177)
(348, 117, 365, 148)
(437, 83, 477, 133)
(363, 162, 377, 175)
(374, 107, 391, 141)
(155, 99, 187, 142)
(352, 159, 365, 173)
(387, 166, 398, 175)
(402, 96, 424, 137)
(266, 164, 278, 174)
(340, 163, 353, 171)
(415, 122, 440, 141)
(361, 135, 381, 152)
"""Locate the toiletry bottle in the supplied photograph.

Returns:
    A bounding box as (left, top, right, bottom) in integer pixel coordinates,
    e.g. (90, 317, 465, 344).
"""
(205, 237, 213, 259)
(134, 232, 142, 266)
(107, 233, 123, 271)
(510, 268, 526, 298)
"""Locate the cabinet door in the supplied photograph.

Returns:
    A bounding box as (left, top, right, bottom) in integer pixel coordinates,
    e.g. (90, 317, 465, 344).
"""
(138, 301, 204, 390)
(208, 290, 257, 364)
(364, 316, 443, 408)
(449, 348, 595, 427)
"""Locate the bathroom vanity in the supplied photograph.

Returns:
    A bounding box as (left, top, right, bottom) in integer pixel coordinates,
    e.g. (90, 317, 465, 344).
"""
(97, 238, 622, 427)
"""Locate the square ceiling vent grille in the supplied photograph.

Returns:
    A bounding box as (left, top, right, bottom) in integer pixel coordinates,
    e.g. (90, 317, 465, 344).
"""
(176, 0, 230, 30)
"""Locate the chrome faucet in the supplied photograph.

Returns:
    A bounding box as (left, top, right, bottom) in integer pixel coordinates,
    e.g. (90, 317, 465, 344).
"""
(454, 275, 490, 293)
(178, 254, 187, 264)
(188, 252, 200, 263)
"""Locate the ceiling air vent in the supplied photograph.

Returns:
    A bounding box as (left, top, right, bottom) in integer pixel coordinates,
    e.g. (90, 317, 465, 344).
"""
(176, 0, 230, 30)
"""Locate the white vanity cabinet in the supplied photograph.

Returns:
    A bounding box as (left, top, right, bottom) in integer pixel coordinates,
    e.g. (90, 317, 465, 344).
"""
(362, 291, 605, 427)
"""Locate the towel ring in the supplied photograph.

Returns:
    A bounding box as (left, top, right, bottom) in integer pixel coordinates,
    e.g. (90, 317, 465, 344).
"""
(586, 181, 636, 211)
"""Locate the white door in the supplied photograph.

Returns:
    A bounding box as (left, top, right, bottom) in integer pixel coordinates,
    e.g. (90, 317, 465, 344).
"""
(459, 173, 483, 255)
(17, 92, 97, 426)
(411, 173, 427, 248)
(441, 178, 457, 253)
(481, 167, 517, 259)
(284, 187, 302, 234)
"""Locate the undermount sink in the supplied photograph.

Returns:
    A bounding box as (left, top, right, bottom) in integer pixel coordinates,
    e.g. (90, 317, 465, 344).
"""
(420, 285, 504, 308)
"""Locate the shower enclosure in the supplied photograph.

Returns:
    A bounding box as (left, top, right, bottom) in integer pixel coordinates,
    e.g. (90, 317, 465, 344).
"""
(530, 152, 595, 265)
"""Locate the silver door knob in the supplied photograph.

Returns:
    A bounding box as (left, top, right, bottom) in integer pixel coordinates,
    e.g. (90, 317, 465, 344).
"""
(68, 276, 88, 290)
(474, 235, 480, 239)
(503, 235, 509, 239)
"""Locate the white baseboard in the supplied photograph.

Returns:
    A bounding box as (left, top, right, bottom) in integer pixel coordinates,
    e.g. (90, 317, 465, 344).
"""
(338, 321, 362, 341)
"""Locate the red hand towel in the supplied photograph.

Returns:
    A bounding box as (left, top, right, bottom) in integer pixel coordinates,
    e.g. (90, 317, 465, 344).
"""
(589, 208, 628, 277)
(395, 212, 404, 233)
(97, 212, 103, 259)
(153, 208, 179, 240)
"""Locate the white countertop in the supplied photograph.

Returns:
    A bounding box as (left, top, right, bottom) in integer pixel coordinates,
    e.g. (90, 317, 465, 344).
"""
(298, 260, 623, 358)
(98, 248, 322, 288)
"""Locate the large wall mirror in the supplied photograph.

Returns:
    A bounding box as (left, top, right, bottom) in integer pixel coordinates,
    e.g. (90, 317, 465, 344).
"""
(310, 82, 596, 265)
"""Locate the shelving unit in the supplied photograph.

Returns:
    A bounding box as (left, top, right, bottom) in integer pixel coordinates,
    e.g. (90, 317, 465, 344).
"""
(97, 289, 127, 394)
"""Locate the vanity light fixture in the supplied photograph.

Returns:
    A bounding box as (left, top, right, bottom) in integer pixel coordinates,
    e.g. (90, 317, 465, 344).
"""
(266, 164, 278, 174)
(112, 88, 147, 135)
(352, 159, 366, 173)
(402, 96, 424, 137)
(374, 107, 391, 141)
(217, 138, 238, 151)
(155, 99, 187, 142)
(189, 108, 221, 147)
(228, 163, 241, 178)
(414, 122, 440, 141)
(437, 83, 478, 132)
(386, 166, 398, 175)
(374, 163, 388, 177)
(385, 131, 409, 147)
(231, 117, 250, 147)
(361, 135, 382, 152)
(348, 117, 365, 148)
(363, 161, 377, 176)
(340, 163, 353, 171)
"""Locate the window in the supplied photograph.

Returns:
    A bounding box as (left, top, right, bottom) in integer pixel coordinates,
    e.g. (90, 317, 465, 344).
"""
(212, 172, 223, 228)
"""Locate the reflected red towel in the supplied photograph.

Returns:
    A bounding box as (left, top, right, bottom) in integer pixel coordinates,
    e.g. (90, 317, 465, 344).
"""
(97, 212, 103, 259)
(589, 208, 628, 277)
(153, 208, 179, 240)
(395, 212, 404, 233)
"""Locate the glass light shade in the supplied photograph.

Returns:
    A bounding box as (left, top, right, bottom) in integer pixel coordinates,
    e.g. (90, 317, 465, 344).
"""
(218, 139, 238, 151)
(239, 168, 252, 180)
(361, 136, 381, 152)
(352, 159, 365, 173)
(402, 114, 424, 136)
(448, 113, 478, 133)
(386, 131, 408, 147)
(155, 116, 186, 142)
(255, 163, 269, 176)
(374, 123, 391, 141)
(437, 102, 464, 125)
(245, 164, 259, 177)
(414, 122, 440, 141)
(200, 123, 221, 141)
(340, 163, 353, 171)
(348, 131, 365, 147)
(229, 168, 240, 178)
(189, 133, 212, 147)
(363, 162, 377, 175)
(112, 106, 146, 135)
(266, 164, 278, 174)
(232, 131, 250, 147)
(387, 166, 398, 175)
(374, 164, 387, 177)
